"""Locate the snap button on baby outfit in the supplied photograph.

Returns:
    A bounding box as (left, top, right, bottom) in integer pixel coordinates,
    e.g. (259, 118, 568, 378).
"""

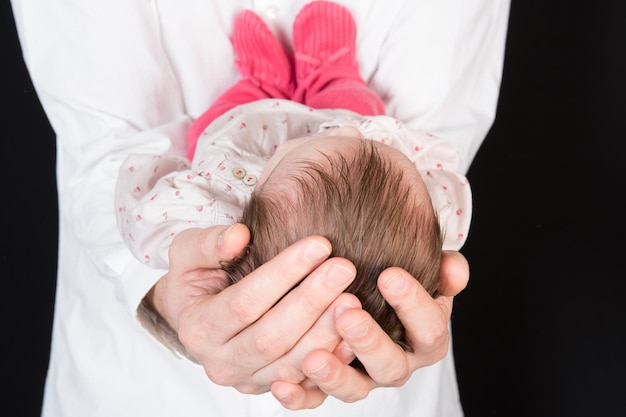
(233, 167, 257, 186)
(232, 167, 246, 179)
(243, 175, 257, 186)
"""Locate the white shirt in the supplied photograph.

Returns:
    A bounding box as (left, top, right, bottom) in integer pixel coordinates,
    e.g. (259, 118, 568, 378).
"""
(10, 0, 510, 415)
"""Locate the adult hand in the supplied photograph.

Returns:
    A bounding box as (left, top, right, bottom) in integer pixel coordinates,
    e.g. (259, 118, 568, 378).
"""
(146, 224, 360, 394)
(270, 250, 470, 409)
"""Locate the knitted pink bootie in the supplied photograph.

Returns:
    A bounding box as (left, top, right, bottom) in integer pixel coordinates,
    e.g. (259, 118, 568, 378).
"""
(186, 10, 296, 159)
(291, 1, 384, 115)
(292, 1, 359, 84)
(232, 10, 295, 98)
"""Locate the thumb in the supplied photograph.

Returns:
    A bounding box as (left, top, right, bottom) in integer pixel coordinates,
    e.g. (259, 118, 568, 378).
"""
(168, 224, 250, 273)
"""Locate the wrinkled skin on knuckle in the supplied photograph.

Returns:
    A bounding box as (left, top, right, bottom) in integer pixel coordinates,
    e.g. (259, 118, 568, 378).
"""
(360, 345, 411, 386)
(341, 387, 370, 404)
(253, 327, 290, 359)
(411, 324, 450, 368)
(377, 363, 410, 387)
(420, 322, 449, 353)
(275, 360, 306, 384)
(299, 288, 332, 316)
(425, 338, 450, 367)
(176, 320, 204, 354)
(228, 290, 262, 325)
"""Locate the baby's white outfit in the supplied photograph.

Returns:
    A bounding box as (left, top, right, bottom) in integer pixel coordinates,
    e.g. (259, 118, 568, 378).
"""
(115, 99, 472, 271)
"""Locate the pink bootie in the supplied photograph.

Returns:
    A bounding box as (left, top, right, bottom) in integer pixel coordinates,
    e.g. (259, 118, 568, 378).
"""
(232, 10, 295, 98)
(187, 10, 295, 159)
(291, 0, 384, 115)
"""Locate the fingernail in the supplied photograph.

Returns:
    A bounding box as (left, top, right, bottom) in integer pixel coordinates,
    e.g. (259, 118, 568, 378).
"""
(340, 318, 369, 338)
(326, 265, 355, 288)
(217, 224, 237, 247)
(306, 362, 330, 379)
(384, 272, 408, 294)
(334, 302, 357, 319)
(337, 342, 354, 362)
(303, 240, 331, 263)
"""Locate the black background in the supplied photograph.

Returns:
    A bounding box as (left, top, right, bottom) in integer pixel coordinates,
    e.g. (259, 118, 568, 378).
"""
(3, 1, 625, 416)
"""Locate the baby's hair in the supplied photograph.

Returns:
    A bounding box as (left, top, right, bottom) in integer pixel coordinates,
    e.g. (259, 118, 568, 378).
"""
(222, 139, 443, 369)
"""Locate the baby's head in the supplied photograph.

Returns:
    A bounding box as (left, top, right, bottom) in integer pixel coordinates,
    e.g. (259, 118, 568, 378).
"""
(222, 127, 443, 363)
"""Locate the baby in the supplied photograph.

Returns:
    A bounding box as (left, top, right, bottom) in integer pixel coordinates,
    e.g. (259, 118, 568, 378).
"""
(221, 125, 444, 358)
(115, 1, 471, 367)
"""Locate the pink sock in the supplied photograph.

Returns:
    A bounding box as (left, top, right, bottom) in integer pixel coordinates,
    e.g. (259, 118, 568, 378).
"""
(291, 0, 384, 115)
(304, 77, 385, 115)
(186, 10, 295, 159)
(232, 10, 295, 99)
(186, 79, 275, 160)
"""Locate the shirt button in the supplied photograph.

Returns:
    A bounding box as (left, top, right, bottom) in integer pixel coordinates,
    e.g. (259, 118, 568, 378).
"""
(232, 167, 246, 179)
(264, 5, 280, 20)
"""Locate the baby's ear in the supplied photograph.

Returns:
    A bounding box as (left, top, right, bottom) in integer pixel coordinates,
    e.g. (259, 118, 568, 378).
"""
(326, 126, 364, 138)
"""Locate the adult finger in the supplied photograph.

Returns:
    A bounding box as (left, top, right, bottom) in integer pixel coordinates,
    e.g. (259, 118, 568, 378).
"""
(437, 250, 469, 297)
(252, 292, 361, 385)
(377, 267, 452, 370)
(168, 224, 251, 274)
(186, 236, 338, 369)
(270, 380, 328, 410)
(271, 349, 374, 409)
(333, 305, 411, 386)
(303, 349, 374, 403)
(327, 267, 451, 386)
(223, 255, 357, 370)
